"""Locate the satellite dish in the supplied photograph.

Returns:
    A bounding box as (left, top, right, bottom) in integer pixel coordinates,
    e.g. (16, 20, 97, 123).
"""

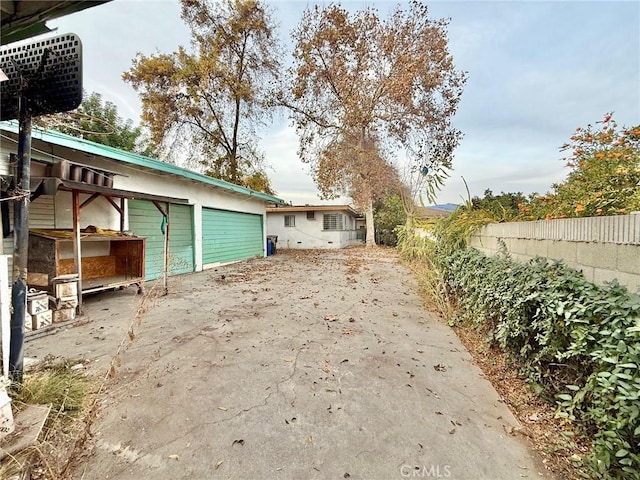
(0, 32, 83, 120)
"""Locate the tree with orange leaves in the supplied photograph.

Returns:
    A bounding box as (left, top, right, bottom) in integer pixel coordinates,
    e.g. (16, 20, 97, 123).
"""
(527, 113, 640, 219)
(284, 1, 466, 245)
(124, 0, 281, 193)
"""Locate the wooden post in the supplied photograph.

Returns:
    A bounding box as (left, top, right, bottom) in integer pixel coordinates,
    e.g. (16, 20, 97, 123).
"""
(163, 202, 170, 295)
(152, 200, 170, 296)
(120, 197, 125, 233)
(72, 191, 83, 310)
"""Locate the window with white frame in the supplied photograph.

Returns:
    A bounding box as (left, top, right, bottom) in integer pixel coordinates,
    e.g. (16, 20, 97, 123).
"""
(323, 213, 343, 231)
(284, 215, 295, 227)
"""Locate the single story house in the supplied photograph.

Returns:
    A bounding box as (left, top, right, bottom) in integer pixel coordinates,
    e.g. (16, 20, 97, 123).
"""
(266, 205, 364, 249)
(0, 122, 283, 298)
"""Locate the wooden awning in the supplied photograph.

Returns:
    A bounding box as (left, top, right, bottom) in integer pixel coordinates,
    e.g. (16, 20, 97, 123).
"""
(32, 177, 189, 204)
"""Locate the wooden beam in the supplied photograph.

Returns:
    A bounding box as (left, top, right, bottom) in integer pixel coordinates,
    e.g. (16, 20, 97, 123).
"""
(120, 197, 125, 233)
(79, 193, 100, 210)
(152, 200, 167, 217)
(103, 195, 123, 215)
(72, 191, 83, 310)
(163, 202, 170, 295)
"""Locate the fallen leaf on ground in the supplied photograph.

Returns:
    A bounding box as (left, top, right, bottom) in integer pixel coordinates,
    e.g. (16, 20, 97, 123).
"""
(433, 364, 447, 372)
(324, 315, 339, 322)
(232, 439, 244, 446)
(216, 460, 223, 469)
(169, 454, 179, 460)
(503, 425, 524, 436)
(218, 406, 227, 411)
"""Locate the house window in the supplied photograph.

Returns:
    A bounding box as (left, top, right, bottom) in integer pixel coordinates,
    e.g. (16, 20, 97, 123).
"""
(284, 215, 295, 227)
(323, 213, 343, 231)
(307, 211, 315, 220)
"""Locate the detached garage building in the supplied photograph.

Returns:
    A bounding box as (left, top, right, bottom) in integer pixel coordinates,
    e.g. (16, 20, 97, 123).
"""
(0, 123, 283, 294)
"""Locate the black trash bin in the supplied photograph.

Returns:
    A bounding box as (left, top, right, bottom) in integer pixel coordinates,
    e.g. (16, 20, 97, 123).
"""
(267, 235, 278, 255)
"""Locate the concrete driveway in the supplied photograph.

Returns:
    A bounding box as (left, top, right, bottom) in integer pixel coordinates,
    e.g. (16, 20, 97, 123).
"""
(27, 248, 552, 480)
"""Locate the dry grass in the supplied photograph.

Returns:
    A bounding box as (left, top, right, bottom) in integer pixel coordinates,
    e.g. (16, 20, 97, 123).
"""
(2, 281, 164, 479)
(405, 260, 456, 321)
(13, 360, 89, 414)
(0, 358, 93, 480)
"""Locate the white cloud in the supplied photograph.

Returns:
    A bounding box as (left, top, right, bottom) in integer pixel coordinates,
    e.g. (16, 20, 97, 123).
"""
(262, 125, 352, 205)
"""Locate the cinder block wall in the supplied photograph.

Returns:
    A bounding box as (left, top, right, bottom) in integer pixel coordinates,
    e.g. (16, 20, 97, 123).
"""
(469, 214, 640, 293)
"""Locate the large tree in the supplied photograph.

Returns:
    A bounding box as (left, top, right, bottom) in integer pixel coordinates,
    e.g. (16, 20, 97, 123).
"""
(314, 129, 399, 245)
(286, 1, 466, 245)
(123, 0, 281, 191)
(524, 114, 640, 220)
(36, 91, 157, 156)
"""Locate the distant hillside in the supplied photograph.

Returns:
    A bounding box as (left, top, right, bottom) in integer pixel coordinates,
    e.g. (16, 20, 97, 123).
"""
(427, 203, 459, 212)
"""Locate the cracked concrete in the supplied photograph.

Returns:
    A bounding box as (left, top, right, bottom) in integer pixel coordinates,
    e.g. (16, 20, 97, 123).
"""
(26, 248, 554, 480)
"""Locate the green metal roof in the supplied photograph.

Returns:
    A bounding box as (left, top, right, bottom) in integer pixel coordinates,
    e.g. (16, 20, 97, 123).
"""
(0, 122, 284, 204)
(1, 1, 112, 45)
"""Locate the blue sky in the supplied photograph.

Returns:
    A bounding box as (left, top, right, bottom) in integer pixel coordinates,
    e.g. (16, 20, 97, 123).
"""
(48, 0, 640, 205)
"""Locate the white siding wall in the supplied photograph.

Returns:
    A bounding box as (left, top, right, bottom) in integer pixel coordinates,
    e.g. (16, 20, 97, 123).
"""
(0, 133, 269, 276)
(266, 211, 359, 249)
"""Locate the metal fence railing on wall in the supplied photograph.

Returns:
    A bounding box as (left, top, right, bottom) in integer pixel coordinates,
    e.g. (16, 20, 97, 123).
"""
(477, 213, 640, 245)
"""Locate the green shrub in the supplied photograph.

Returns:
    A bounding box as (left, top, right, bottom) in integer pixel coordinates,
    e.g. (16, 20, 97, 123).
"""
(443, 247, 640, 479)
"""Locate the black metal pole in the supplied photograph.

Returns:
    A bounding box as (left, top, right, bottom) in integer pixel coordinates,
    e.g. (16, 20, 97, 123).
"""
(9, 96, 31, 383)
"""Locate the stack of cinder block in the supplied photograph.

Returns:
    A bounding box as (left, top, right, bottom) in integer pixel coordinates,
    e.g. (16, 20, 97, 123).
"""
(50, 274, 79, 323)
(26, 290, 52, 331)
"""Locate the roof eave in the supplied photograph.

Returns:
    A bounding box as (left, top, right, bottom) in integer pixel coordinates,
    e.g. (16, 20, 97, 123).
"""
(0, 123, 285, 205)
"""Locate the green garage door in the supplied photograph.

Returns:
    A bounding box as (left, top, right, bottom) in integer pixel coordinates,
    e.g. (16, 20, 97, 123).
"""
(202, 208, 263, 265)
(128, 200, 195, 280)
(167, 203, 195, 275)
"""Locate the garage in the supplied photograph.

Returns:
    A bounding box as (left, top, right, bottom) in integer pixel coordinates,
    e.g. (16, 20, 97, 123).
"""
(202, 208, 263, 266)
(128, 200, 195, 280)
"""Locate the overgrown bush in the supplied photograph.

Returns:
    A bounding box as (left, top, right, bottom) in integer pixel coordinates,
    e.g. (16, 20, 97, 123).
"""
(443, 247, 640, 479)
(396, 226, 456, 320)
(398, 187, 640, 478)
